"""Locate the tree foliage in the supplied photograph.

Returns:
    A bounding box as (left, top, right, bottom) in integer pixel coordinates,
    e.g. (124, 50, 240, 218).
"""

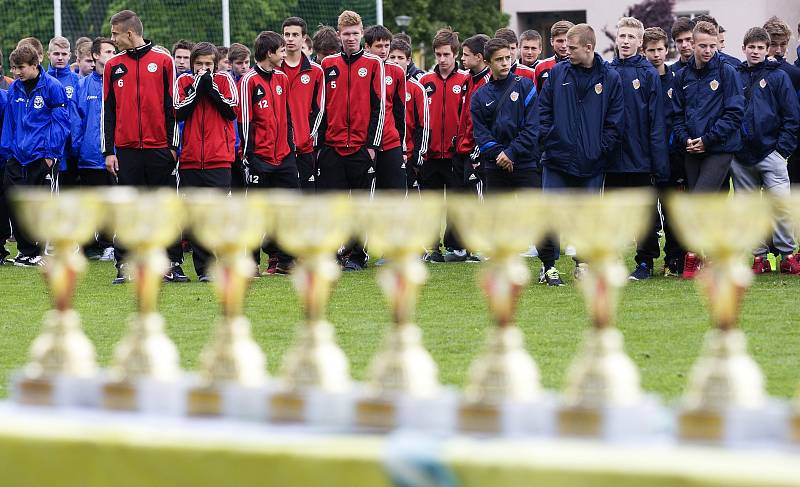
(602, 0, 675, 55)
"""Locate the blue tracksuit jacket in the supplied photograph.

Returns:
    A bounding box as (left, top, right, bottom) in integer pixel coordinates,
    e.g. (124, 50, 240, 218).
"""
(71, 71, 106, 170)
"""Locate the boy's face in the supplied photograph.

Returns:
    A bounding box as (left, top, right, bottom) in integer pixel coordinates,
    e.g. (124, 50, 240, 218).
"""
(507, 42, 518, 61)
(489, 48, 511, 79)
(231, 57, 250, 76)
(615, 26, 642, 58)
(567, 36, 593, 66)
(520, 38, 541, 65)
(94, 42, 116, 72)
(674, 31, 694, 61)
(302, 40, 313, 57)
(284, 25, 304, 54)
(339, 24, 363, 55)
(693, 32, 717, 64)
(744, 41, 768, 66)
(193, 54, 215, 75)
(174, 48, 191, 72)
(643, 40, 667, 68)
(718, 31, 726, 50)
(434, 45, 455, 72)
(366, 38, 391, 61)
(110, 24, 134, 51)
(768, 34, 789, 58)
(217, 57, 231, 72)
(551, 33, 569, 58)
(48, 46, 70, 69)
(388, 49, 409, 72)
(268, 46, 286, 67)
(461, 45, 483, 71)
(78, 54, 95, 75)
(11, 62, 39, 81)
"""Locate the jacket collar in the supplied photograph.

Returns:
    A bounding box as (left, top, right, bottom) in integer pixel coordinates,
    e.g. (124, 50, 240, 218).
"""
(472, 66, 490, 83)
(688, 52, 720, 73)
(125, 40, 153, 60)
(611, 53, 646, 67)
(254, 63, 275, 80)
(341, 48, 364, 64)
(566, 53, 607, 76)
(90, 71, 103, 82)
(433, 64, 458, 80)
(47, 65, 72, 79)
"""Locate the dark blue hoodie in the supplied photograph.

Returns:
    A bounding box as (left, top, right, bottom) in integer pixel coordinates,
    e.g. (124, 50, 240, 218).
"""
(538, 53, 624, 178)
(773, 56, 800, 96)
(608, 54, 669, 180)
(471, 73, 538, 169)
(47, 65, 80, 170)
(735, 60, 799, 164)
(672, 52, 744, 153)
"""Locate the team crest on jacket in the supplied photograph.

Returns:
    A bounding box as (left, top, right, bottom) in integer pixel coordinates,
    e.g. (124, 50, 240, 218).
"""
(300, 74, 310, 84)
(385, 75, 393, 85)
(667, 88, 673, 98)
(632, 79, 640, 90)
(452, 85, 462, 94)
(406, 92, 411, 102)
(594, 83, 603, 95)
(33, 96, 44, 109)
(358, 67, 368, 78)
(709, 79, 719, 91)
(65, 86, 74, 98)
(759, 78, 767, 89)
(147, 62, 158, 73)
(276, 85, 283, 95)
(510, 91, 519, 102)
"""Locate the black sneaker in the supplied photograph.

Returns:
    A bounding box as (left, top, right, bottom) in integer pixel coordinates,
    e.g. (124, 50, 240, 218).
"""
(198, 274, 213, 283)
(443, 248, 468, 262)
(112, 264, 130, 284)
(629, 262, 652, 281)
(539, 266, 565, 286)
(274, 261, 293, 275)
(465, 253, 483, 262)
(423, 250, 445, 263)
(0, 249, 11, 265)
(343, 258, 365, 272)
(663, 257, 682, 277)
(13, 254, 44, 267)
(164, 263, 190, 282)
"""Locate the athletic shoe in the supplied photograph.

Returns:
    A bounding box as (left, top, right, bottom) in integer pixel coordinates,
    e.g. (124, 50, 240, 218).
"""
(628, 262, 652, 281)
(85, 245, 104, 260)
(443, 248, 468, 262)
(112, 264, 130, 284)
(374, 257, 387, 266)
(262, 257, 280, 276)
(423, 250, 445, 263)
(465, 253, 483, 262)
(274, 261, 293, 275)
(540, 266, 565, 286)
(663, 257, 681, 277)
(565, 245, 577, 256)
(343, 258, 365, 272)
(99, 247, 115, 262)
(780, 254, 800, 274)
(520, 245, 538, 258)
(573, 262, 589, 281)
(14, 254, 44, 267)
(682, 252, 701, 279)
(198, 274, 213, 283)
(0, 250, 11, 265)
(164, 263, 190, 282)
(752, 255, 772, 274)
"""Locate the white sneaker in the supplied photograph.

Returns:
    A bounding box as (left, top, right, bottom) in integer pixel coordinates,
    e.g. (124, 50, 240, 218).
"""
(565, 245, 577, 256)
(99, 247, 115, 261)
(573, 262, 589, 281)
(520, 245, 538, 258)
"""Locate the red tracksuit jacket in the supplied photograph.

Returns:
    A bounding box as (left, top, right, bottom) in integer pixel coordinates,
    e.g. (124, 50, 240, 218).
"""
(282, 54, 325, 155)
(510, 62, 536, 83)
(420, 66, 468, 160)
(455, 66, 490, 156)
(381, 61, 406, 152)
(533, 55, 568, 92)
(319, 49, 385, 156)
(238, 65, 294, 166)
(102, 41, 178, 155)
(174, 72, 238, 169)
(405, 75, 429, 166)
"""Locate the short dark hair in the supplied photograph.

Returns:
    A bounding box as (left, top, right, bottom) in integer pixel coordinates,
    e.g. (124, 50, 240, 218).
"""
(283, 16, 307, 36)
(743, 27, 770, 46)
(463, 34, 490, 58)
(671, 17, 695, 39)
(484, 38, 509, 61)
(494, 28, 518, 45)
(253, 31, 285, 62)
(643, 27, 668, 49)
(172, 39, 194, 56)
(10, 44, 39, 67)
(519, 30, 542, 43)
(395, 32, 412, 45)
(217, 45, 229, 58)
(110, 10, 143, 37)
(190, 41, 219, 71)
(432, 27, 460, 52)
(718, 25, 726, 34)
(693, 14, 718, 27)
(312, 25, 340, 58)
(227, 43, 250, 62)
(90, 37, 114, 57)
(389, 39, 411, 58)
(364, 25, 393, 46)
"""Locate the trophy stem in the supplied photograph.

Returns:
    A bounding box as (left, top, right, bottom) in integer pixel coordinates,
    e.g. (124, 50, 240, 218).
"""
(280, 319, 350, 393)
(480, 255, 529, 328)
(198, 315, 266, 387)
(45, 247, 85, 312)
(578, 258, 626, 330)
(379, 254, 427, 327)
(26, 309, 96, 379)
(292, 254, 339, 324)
(699, 261, 750, 331)
(214, 252, 255, 319)
(132, 248, 169, 315)
(110, 312, 180, 382)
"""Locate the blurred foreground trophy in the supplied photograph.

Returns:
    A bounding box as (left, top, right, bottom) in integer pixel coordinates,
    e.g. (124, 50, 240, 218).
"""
(552, 190, 663, 439)
(449, 192, 554, 435)
(11, 190, 102, 406)
(267, 192, 353, 425)
(669, 193, 778, 444)
(101, 188, 184, 412)
(353, 193, 454, 431)
(184, 190, 269, 417)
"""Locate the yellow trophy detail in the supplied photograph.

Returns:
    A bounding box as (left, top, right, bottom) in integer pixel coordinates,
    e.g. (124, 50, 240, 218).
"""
(184, 190, 269, 416)
(101, 188, 184, 410)
(12, 190, 103, 406)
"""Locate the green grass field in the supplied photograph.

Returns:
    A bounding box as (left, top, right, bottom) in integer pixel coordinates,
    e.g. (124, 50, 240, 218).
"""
(2, 244, 800, 402)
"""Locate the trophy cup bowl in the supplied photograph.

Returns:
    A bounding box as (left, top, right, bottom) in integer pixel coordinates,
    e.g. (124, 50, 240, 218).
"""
(448, 191, 552, 434)
(100, 188, 185, 411)
(668, 192, 774, 442)
(183, 189, 270, 416)
(11, 189, 104, 406)
(266, 191, 353, 424)
(549, 189, 655, 438)
(352, 191, 447, 430)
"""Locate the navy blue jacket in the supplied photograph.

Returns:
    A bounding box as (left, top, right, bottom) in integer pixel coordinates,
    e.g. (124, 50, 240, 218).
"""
(672, 53, 744, 153)
(0, 66, 69, 166)
(538, 53, 624, 177)
(608, 55, 668, 180)
(668, 58, 690, 79)
(48, 65, 80, 169)
(717, 51, 741, 67)
(735, 60, 799, 164)
(660, 70, 677, 153)
(471, 74, 538, 170)
(71, 71, 106, 170)
(773, 56, 800, 96)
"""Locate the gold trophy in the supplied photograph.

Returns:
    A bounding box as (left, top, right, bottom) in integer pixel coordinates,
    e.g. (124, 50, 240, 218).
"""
(353, 192, 446, 430)
(267, 191, 353, 424)
(449, 191, 551, 434)
(101, 188, 184, 411)
(11, 189, 103, 406)
(550, 189, 655, 438)
(668, 193, 774, 442)
(184, 190, 269, 416)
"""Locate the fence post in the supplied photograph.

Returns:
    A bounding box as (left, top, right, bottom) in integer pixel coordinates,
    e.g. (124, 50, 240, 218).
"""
(54, 0, 62, 37)
(222, 0, 231, 46)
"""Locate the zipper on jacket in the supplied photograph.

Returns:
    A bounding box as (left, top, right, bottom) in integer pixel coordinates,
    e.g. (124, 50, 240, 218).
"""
(200, 99, 205, 169)
(441, 76, 447, 157)
(346, 62, 351, 148)
(136, 58, 143, 148)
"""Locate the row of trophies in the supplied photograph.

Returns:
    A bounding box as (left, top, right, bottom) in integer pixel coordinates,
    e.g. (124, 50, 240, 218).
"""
(7, 187, 800, 445)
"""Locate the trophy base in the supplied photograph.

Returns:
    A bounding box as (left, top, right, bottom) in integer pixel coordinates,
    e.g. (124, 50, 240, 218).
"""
(101, 375, 186, 415)
(679, 400, 786, 445)
(267, 386, 352, 426)
(354, 388, 457, 433)
(11, 371, 98, 408)
(557, 395, 665, 441)
(458, 394, 557, 436)
(186, 382, 268, 420)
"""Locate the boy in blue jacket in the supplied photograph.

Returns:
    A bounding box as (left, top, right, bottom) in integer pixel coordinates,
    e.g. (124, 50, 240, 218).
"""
(538, 24, 624, 280)
(0, 44, 69, 266)
(47, 36, 80, 187)
(0, 88, 9, 264)
(731, 27, 800, 275)
(606, 17, 669, 281)
(72, 37, 117, 260)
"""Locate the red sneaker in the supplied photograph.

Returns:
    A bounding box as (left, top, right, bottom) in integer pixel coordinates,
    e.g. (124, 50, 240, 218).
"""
(261, 256, 279, 276)
(682, 252, 701, 279)
(752, 255, 772, 274)
(780, 254, 800, 274)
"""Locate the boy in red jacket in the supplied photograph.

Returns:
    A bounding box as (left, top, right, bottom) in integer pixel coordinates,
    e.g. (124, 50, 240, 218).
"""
(174, 42, 238, 281)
